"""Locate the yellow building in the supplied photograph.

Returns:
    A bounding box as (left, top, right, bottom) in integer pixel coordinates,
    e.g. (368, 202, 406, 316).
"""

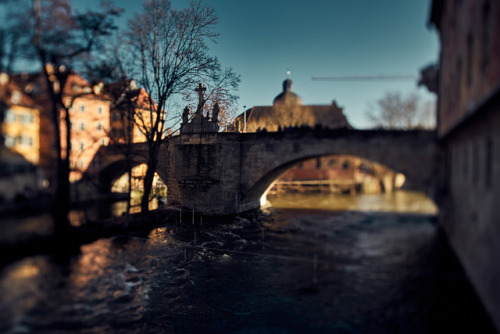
(12, 71, 112, 183)
(0, 74, 40, 165)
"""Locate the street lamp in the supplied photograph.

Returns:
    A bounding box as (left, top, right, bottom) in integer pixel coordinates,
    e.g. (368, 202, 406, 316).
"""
(243, 106, 247, 133)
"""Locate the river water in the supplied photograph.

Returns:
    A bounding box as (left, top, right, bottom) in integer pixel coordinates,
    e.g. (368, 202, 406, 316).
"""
(0, 191, 496, 333)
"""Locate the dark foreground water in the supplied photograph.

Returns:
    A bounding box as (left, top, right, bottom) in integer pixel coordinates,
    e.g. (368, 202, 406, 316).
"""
(0, 192, 496, 333)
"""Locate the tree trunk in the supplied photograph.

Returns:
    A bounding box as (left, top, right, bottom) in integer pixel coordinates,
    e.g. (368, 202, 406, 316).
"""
(51, 156, 71, 239)
(126, 160, 132, 214)
(140, 158, 157, 214)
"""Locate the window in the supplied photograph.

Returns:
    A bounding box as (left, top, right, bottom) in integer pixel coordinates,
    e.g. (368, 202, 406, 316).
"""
(79, 104, 85, 112)
(482, 1, 491, 74)
(22, 136, 33, 146)
(78, 122, 85, 130)
(11, 91, 21, 104)
(4, 135, 14, 147)
(79, 141, 85, 152)
(486, 138, 493, 189)
(96, 122, 103, 131)
(22, 113, 34, 124)
(327, 158, 337, 167)
(100, 138, 106, 146)
(5, 109, 15, 123)
(97, 106, 103, 115)
(473, 141, 479, 184)
(463, 144, 468, 178)
(466, 34, 474, 87)
(316, 157, 322, 169)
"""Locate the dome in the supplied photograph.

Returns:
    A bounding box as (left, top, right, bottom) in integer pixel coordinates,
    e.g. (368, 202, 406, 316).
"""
(273, 79, 302, 106)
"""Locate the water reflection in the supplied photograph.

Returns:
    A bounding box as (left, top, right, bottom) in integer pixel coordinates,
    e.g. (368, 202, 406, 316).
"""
(267, 190, 438, 214)
(1, 191, 495, 333)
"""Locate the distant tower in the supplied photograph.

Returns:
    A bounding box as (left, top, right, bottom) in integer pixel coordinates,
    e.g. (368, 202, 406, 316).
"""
(283, 78, 293, 92)
(273, 78, 302, 106)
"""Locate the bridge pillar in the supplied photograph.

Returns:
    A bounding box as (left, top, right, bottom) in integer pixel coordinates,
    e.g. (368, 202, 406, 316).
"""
(166, 133, 249, 215)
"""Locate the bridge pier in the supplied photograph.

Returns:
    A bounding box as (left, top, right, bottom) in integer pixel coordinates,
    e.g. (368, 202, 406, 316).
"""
(165, 133, 249, 215)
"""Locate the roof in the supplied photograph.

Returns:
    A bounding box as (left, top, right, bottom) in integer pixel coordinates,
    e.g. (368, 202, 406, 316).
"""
(0, 75, 38, 108)
(104, 81, 157, 111)
(10, 70, 112, 102)
(230, 78, 351, 132)
(234, 101, 351, 132)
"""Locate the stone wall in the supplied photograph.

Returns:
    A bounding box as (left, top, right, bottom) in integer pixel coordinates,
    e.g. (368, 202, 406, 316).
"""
(439, 96, 500, 330)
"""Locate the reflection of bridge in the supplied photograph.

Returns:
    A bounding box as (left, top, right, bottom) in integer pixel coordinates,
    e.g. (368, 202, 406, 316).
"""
(90, 129, 439, 215)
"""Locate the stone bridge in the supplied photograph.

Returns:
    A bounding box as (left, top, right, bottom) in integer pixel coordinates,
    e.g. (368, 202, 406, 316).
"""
(92, 129, 440, 215)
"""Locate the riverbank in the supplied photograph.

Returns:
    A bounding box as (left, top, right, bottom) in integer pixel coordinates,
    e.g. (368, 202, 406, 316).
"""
(0, 206, 264, 268)
(0, 208, 172, 267)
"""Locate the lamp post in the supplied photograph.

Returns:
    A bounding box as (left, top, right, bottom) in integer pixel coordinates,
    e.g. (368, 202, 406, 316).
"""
(243, 106, 247, 133)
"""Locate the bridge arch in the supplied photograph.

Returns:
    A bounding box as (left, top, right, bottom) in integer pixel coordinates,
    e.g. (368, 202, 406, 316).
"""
(245, 154, 402, 206)
(98, 159, 148, 193)
(239, 130, 439, 212)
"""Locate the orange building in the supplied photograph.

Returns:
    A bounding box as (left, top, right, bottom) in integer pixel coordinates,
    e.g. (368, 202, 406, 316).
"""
(105, 80, 165, 193)
(105, 80, 154, 145)
(62, 74, 111, 181)
(12, 70, 112, 183)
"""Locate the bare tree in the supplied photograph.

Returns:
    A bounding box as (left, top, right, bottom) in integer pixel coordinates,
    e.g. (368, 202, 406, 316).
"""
(366, 91, 436, 130)
(127, 0, 239, 213)
(29, 0, 121, 232)
(0, 1, 33, 74)
(84, 38, 142, 215)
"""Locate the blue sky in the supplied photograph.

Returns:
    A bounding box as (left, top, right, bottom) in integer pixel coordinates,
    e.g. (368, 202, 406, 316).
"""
(75, 0, 439, 128)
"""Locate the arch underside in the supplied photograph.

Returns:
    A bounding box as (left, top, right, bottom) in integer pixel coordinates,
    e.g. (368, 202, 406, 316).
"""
(98, 158, 148, 193)
(240, 131, 438, 206)
(243, 154, 399, 203)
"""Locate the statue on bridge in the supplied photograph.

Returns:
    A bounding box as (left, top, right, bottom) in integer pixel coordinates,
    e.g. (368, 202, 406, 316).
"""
(212, 103, 220, 123)
(180, 83, 219, 134)
(182, 106, 190, 125)
(194, 82, 206, 119)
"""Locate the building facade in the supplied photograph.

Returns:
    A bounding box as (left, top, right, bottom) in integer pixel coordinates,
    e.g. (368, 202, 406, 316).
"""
(431, 0, 500, 329)
(0, 74, 40, 165)
(11, 70, 112, 184)
(0, 73, 46, 203)
(63, 74, 111, 182)
(232, 79, 351, 132)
